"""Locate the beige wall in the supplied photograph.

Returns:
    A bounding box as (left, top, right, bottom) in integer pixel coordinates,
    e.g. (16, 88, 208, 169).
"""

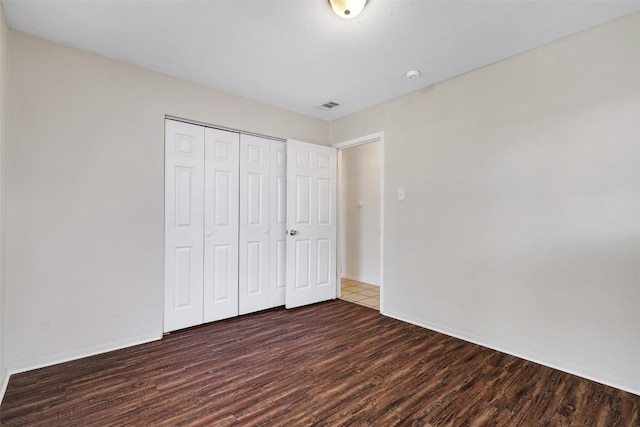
(4, 9, 640, 398)
(6, 32, 330, 372)
(331, 13, 640, 394)
(0, 2, 8, 396)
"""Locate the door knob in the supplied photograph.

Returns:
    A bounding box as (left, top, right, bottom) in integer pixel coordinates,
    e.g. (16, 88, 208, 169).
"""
(288, 230, 298, 236)
(264, 230, 269, 235)
(206, 232, 213, 237)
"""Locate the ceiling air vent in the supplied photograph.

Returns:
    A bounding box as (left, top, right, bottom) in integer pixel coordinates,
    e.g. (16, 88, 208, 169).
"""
(320, 101, 340, 110)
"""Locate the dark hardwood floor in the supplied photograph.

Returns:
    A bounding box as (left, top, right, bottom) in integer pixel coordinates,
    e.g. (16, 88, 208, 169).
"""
(2, 300, 639, 426)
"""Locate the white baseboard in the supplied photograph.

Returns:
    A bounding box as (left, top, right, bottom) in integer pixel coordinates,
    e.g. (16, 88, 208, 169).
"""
(382, 309, 640, 397)
(9, 332, 162, 376)
(0, 367, 9, 405)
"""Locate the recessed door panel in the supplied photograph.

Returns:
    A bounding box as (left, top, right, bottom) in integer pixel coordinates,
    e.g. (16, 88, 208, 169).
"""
(316, 238, 331, 287)
(295, 239, 311, 289)
(318, 153, 331, 170)
(164, 120, 204, 332)
(275, 239, 286, 291)
(215, 141, 230, 161)
(175, 134, 194, 157)
(296, 176, 311, 225)
(276, 175, 286, 226)
(276, 148, 286, 168)
(247, 173, 263, 226)
(297, 150, 310, 168)
(317, 177, 331, 225)
(247, 241, 263, 295)
(212, 244, 231, 301)
(174, 247, 194, 308)
(175, 167, 194, 228)
(214, 171, 231, 227)
(248, 145, 262, 163)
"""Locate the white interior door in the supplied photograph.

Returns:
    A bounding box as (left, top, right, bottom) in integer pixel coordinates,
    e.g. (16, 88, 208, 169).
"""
(164, 120, 205, 332)
(286, 139, 337, 308)
(270, 140, 287, 307)
(239, 134, 271, 314)
(203, 127, 240, 322)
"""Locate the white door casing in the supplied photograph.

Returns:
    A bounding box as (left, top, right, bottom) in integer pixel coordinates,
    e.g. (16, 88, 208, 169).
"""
(203, 127, 240, 322)
(239, 134, 271, 314)
(286, 139, 337, 309)
(164, 120, 205, 332)
(332, 131, 385, 312)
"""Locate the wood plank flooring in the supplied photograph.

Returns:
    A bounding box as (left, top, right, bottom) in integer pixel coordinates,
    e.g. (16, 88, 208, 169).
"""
(2, 300, 639, 426)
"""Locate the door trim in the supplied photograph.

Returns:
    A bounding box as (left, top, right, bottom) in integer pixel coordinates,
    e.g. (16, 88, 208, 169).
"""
(332, 132, 385, 313)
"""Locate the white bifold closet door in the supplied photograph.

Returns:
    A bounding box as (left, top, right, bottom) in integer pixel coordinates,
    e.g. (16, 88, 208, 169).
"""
(165, 119, 287, 333)
(165, 121, 240, 332)
(239, 135, 286, 314)
(204, 127, 240, 322)
(164, 120, 206, 332)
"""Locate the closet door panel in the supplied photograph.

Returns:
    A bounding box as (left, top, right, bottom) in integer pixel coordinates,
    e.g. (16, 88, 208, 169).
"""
(164, 120, 205, 332)
(270, 140, 287, 306)
(166, 120, 290, 328)
(239, 135, 271, 314)
(204, 128, 240, 322)
(285, 139, 337, 309)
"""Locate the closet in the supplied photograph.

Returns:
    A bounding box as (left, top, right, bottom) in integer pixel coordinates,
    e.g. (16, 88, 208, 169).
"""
(164, 119, 286, 332)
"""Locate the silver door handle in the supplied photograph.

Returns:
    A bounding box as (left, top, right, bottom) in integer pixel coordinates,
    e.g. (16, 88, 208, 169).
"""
(288, 230, 298, 236)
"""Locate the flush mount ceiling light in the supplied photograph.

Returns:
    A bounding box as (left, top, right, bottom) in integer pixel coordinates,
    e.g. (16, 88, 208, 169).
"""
(329, 0, 368, 19)
(406, 70, 421, 79)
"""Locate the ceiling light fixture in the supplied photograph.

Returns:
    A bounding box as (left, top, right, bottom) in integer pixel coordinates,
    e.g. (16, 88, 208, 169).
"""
(329, 0, 368, 19)
(406, 70, 421, 79)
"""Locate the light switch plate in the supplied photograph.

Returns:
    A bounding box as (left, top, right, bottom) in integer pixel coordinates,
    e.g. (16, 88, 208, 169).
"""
(397, 188, 405, 201)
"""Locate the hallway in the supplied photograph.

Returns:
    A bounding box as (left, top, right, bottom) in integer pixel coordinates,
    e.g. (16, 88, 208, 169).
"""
(339, 278, 379, 310)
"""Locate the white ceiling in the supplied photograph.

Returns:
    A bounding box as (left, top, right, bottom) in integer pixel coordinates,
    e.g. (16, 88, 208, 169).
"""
(3, 0, 640, 121)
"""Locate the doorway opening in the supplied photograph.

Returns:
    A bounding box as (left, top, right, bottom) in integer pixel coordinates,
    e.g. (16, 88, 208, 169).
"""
(333, 132, 384, 312)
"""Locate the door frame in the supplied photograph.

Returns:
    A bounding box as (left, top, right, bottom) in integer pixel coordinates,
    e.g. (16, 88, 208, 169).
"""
(332, 132, 385, 313)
